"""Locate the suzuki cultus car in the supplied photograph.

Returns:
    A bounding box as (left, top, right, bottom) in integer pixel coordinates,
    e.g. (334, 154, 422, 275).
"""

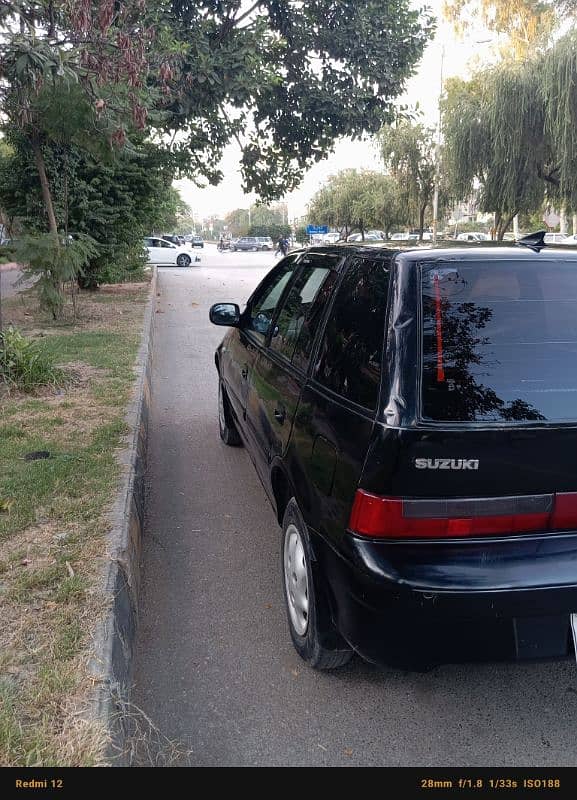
(210, 233, 577, 670)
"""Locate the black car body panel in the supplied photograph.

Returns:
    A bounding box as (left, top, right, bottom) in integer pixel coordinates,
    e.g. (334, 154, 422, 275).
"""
(212, 242, 577, 667)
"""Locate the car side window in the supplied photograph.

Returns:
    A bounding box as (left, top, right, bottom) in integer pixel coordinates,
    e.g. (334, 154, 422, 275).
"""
(245, 255, 299, 343)
(313, 258, 389, 410)
(161, 240, 175, 248)
(269, 263, 333, 362)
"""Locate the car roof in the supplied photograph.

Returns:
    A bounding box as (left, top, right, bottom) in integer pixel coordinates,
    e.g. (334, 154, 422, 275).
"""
(299, 240, 577, 264)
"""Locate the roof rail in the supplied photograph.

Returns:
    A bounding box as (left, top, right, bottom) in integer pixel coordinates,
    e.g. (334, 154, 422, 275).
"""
(516, 230, 547, 251)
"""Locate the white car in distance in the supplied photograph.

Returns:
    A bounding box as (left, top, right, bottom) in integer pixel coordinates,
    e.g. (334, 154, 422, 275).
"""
(144, 237, 200, 267)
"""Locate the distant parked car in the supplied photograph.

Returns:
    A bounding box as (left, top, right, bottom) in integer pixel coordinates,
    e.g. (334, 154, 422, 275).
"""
(347, 232, 385, 242)
(144, 237, 199, 267)
(544, 233, 567, 245)
(232, 236, 269, 252)
(161, 234, 186, 246)
(190, 235, 204, 248)
(457, 232, 490, 242)
(256, 237, 274, 251)
(389, 232, 419, 242)
(322, 232, 341, 244)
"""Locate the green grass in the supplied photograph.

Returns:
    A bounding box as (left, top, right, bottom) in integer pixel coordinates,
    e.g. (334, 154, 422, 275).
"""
(40, 331, 140, 379)
(0, 282, 148, 766)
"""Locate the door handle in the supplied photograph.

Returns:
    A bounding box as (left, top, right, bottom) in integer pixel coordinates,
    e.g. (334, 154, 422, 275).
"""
(274, 405, 286, 424)
(241, 366, 249, 379)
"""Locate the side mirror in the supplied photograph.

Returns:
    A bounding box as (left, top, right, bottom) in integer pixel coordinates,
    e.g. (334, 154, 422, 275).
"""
(209, 303, 241, 327)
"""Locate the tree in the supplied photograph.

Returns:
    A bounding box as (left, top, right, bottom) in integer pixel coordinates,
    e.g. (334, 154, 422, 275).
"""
(441, 34, 577, 239)
(308, 169, 403, 239)
(0, 130, 183, 286)
(165, 1, 434, 199)
(442, 0, 560, 58)
(0, 1, 434, 306)
(150, 187, 190, 235)
(379, 119, 436, 239)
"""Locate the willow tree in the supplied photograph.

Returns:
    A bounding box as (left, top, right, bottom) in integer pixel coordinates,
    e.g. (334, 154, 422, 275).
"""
(442, 32, 577, 239)
(379, 119, 436, 239)
(541, 33, 577, 212)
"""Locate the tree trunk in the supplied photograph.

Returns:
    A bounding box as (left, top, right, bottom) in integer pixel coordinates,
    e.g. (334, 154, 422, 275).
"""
(418, 203, 427, 240)
(496, 213, 514, 241)
(31, 134, 58, 236)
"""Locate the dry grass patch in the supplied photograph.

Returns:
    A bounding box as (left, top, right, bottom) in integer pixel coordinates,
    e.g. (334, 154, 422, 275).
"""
(0, 278, 149, 765)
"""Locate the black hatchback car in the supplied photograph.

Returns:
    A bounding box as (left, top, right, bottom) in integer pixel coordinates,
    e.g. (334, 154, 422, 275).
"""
(209, 235, 577, 670)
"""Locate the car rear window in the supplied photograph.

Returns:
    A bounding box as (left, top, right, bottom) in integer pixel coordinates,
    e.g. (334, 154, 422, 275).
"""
(420, 260, 577, 423)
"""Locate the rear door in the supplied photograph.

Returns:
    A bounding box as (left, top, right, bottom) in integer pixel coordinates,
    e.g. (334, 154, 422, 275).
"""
(287, 257, 391, 540)
(245, 253, 340, 469)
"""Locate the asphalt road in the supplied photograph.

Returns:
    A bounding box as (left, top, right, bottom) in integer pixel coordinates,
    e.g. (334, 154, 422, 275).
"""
(132, 243, 577, 767)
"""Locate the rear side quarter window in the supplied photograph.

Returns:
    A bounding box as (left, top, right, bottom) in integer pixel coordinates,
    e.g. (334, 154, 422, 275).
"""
(313, 258, 389, 410)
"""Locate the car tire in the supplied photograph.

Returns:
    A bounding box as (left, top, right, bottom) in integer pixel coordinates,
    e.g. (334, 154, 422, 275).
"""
(177, 253, 191, 267)
(281, 499, 353, 670)
(218, 379, 242, 447)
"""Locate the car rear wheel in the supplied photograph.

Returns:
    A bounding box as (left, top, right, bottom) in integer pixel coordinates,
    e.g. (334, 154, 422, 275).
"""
(218, 379, 242, 446)
(177, 253, 191, 267)
(281, 499, 353, 670)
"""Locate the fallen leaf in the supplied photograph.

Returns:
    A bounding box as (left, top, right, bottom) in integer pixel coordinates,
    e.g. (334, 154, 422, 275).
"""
(191, 302, 199, 307)
(65, 561, 75, 578)
(290, 668, 299, 677)
(265, 603, 272, 609)
(20, 558, 31, 567)
(344, 748, 353, 757)
(0, 498, 14, 513)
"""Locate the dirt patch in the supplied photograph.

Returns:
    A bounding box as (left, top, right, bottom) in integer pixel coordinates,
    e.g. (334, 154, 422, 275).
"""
(3, 279, 150, 336)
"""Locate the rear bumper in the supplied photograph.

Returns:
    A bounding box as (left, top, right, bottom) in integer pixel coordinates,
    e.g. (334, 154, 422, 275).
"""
(315, 532, 577, 668)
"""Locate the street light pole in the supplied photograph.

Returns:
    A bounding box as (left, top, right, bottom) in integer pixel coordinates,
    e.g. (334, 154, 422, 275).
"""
(432, 44, 445, 245)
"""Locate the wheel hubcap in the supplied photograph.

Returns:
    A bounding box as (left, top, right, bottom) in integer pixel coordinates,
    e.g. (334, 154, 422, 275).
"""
(284, 524, 309, 636)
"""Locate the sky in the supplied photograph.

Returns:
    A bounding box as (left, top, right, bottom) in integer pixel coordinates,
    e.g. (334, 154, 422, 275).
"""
(175, 1, 498, 223)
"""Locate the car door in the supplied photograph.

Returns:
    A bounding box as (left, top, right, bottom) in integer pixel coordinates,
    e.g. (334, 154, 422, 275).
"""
(148, 238, 164, 263)
(160, 239, 177, 264)
(220, 255, 300, 436)
(245, 253, 341, 476)
(288, 257, 391, 542)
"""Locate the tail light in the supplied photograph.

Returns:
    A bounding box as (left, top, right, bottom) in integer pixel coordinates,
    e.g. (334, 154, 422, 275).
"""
(349, 490, 577, 539)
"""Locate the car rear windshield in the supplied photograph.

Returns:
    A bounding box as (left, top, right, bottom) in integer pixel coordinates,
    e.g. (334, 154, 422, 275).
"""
(420, 260, 577, 423)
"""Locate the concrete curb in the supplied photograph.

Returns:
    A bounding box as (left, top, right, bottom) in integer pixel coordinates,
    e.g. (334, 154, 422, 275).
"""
(89, 267, 157, 764)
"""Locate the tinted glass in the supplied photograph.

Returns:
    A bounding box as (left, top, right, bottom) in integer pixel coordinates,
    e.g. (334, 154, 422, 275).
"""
(246, 256, 298, 343)
(421, 260, 577, 422)
(269, 262, 333, 362)
(313, 258, 389, 409)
